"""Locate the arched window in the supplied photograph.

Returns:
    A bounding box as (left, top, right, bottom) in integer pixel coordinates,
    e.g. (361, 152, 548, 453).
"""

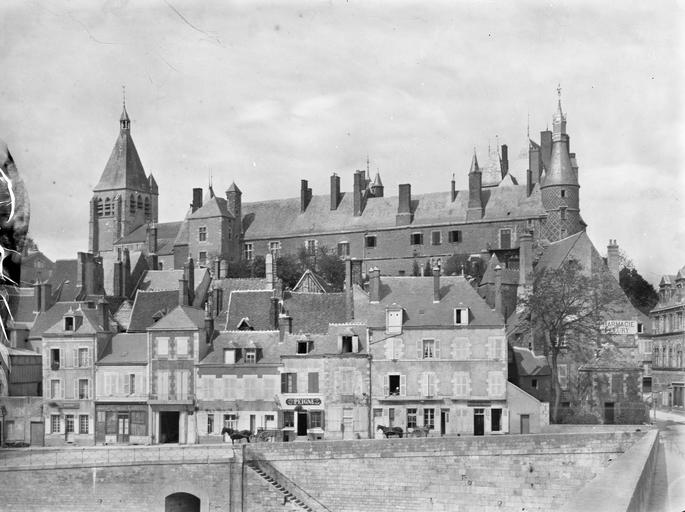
(96, 198, 103, 217)
(677, 347, 683, 368)
(104, 197, 111, 216)
(668, 347, 673, 367)
(130, 194, 135, 214)
(137, 195, 143, 209)
(144, 197, 151, 218)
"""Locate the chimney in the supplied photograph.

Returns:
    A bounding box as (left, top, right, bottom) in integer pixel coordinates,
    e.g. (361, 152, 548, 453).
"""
(466, 153, 483, 221)
(451, 174, 456, 202)
(529, 141, 542, 185)
(98, 299, 109, 332)
(39, 283, 53, 313)
(396, 184, 412, 225)
(266, 253, 278, 290)
(518, 232, 533, 286)
(369, 267, 381, 303)
(607, 239, 620, 281)
(501, 144, 509, 178)
(191, 188, 203, 213)
(270, 297, 280, 330)
(147, 253, 159, 271)
(220, 260, 228, 280)
(526, 169, 533, 197)
(184, 257, 195, 305)
(433, 266, 441, 303)
(279, 313, 292, 340)
(113, 260, 123, 297)
(353, 172, 363, 216)
(300, 179, 312, 213)
(213, 287, 224, 317)
(494, 264, 503, 316)
(122, 249, 131, 298)
(540, 130, 553, 172)
(179, 278, 189, 307)
(147, 223, 158, 254)
(204, 305, 214, 342)
(330, 173, 341, 210)
(33, 282, 42, 312)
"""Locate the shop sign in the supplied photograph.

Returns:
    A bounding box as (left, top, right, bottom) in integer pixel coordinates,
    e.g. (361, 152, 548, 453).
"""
(285, 398, 321, 406)
(602, 320, 637, 335)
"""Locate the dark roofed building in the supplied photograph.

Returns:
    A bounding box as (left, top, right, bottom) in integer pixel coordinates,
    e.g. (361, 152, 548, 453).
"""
(127, 290, 179, 332)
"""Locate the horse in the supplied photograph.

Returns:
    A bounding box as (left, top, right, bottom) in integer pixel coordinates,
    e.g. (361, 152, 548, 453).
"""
(221, 427, 252, 444)
(410, 426, 431, 437)
(376, 425, 403, 438)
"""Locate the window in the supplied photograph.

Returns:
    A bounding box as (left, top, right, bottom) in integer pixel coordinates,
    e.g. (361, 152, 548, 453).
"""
(243, 243, 253, 261)
(448, 230, 462, 243)
(77, 348, 89, 367)
(96, 198, 103, 217)
(78, 379, 89, 399)
(423, 408, 435, 429)
(531, 378, 538, 389)
(637, 323, 644, 334)
(65, 415, 75, 434)
(421, 339, 438, 359)
(244, 349, 256, 364)
(407, 408, 417, 429)
(176, 337, 189, 357)
(283, 411, 295, 428)
(144, 197, 150, 218)
(297, 339, 312, 354)
(386, 308, 403, 334)
(64, 316, 74, 331)
(491, 409, 502, 432)
(305, 239, 317, 254)
(308, 372, 319, 393)
(388, 408, 395, 426)
(129, 194, 136, 214)
(454, 308, 469, 325)
(337, 242, 350, 257)
(558, 364, 568, 390)
(431, 231, 442, 245)
(387, 374, 403, 396)
(198, 226, 207, 242)
(207, 414, 215, 434)
(157, 337, 169, 357)
(499, 229, 512, 249)
(128, 374, 136, 395)
(309, 411, 323, 429)
(223, 349, 236, 364)
(104, 197, 112, 216)
(560, 207, 567, 221)
(560, 189, 566, 198)
(454, 372, 470, 397)
(373, 408, 383, 419)
(453, 338, 469, 360)
(410, 233, 424, 245)
(50, 379, 61, 399)
(269, 241, 281, 258)
(365, 235, 377, 248)
(488, 336, 505, 360)
(137, 195, 143, 209)
(488, 371, 505, 397)
(51, 415, 60, 434)
(341, 336, 353, 353)
(199, 251, 207, 265)
(421, 373, 436, 398)
(79, 415, 89, 434)
(339, 369, 355, 395)
(281, 373, 297, 393)
(50, 348, 61, 369)
(223, 414, 238, 430)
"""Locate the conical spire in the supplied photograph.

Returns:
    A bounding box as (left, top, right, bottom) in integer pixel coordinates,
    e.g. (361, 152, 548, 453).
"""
(469, 149, 480, 174)
(226, 181, 242, 194)
(120, 86, 130, 132)
(552, 84, 566, 136)
(372, 171, 383, 188)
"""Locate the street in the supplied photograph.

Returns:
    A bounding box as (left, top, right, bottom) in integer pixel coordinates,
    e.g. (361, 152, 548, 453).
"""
(648, 410, 685, 512)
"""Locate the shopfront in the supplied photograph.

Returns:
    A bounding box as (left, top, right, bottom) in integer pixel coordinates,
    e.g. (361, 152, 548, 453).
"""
(279, 395, 325, 441)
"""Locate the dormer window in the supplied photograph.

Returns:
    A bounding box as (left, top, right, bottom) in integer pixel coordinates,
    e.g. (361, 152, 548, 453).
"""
(64, 316, 75, 331)
(454, 307, 469, 326)
(297, 339, 312, 355)
(339, 335, 360, 353)
(244, 348, 257, 364)
(386, 308, 403, 334)
(223, 349, 236, 364)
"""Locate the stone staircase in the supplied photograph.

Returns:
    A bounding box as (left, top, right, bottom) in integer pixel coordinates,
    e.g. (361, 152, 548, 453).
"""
(246, 460, 324, 512)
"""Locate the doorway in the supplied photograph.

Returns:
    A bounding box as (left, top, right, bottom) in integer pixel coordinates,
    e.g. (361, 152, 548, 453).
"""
(440, 409, 449, 436)
(117, 414, 130, 443)
(296, 412, 308, 436)
(30, 422, 44, 446)
(343, 408, 354, 440)
(159, 411, 180, 443)
(604, 402, 615, 424)
(165, 492, 200, 512)
(520, 414, 530, 434)
(473, 408, 485, 436)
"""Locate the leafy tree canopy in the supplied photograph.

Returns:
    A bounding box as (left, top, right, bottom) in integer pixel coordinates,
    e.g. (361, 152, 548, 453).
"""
(619, 266, 658, 315)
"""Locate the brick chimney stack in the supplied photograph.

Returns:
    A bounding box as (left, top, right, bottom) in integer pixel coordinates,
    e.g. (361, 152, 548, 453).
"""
(300, 179, 312, 213)
(494, 264, 503, 316)
(369, 267, 381, 303)
(330, 173, 341, 210)
(191, 188, 203, 213)
(433, 266, 441, 303)
(607, 239, 620, 281)
(518, 232, 533, 286)
(396, 184, 412, 226)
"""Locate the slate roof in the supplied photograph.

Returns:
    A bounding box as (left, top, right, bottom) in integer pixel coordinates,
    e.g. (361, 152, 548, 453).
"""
(113, 300, 133, 331)
(512, 347, 551, 377)
(358, 275, 504, 328)
(173, 216, 190, 246)
(189, 195, 234, 219)
(137, 268, 209, 293)
(198, 331, 283, 365)
(535, 231, 591, 272)
(97, 333, 147, 364)
(40, 302, 116, 336)
(283, 292, 348, 334)
(282, 323, 368, 356)
(115, 221, 182, 246)
(93, 121, 150, 192)
(4, 287, 38, 328)
(241, 185, 546, 240)
(127, 290, 179, 332)
(480, 254, 520, 286)
(225, 290, 275, 331)
(148, 305, 204, 331)
(47, 259, 79, 302)
(481, 145, 504, 188)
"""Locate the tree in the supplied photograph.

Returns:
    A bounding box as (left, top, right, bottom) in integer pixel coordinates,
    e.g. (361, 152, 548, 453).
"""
(277, 254, 304, 290)
(316, 248, 345, 291)
(619, 267, 658, 315)
(517, 259, 624, 422)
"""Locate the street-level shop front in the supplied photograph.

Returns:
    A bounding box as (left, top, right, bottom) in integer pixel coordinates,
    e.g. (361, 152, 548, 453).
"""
(278, 395, 325, 441)
(94, 403, 149, 445)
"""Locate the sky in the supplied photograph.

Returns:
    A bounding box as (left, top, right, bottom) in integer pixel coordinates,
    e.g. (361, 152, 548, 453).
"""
(1, 0, 683, 284)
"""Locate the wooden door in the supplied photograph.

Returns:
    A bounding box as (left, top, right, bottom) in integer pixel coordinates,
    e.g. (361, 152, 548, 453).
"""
(520, 414, 530, 434)
(117, 414, 130, 443)
(30, 422, 44, 446)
